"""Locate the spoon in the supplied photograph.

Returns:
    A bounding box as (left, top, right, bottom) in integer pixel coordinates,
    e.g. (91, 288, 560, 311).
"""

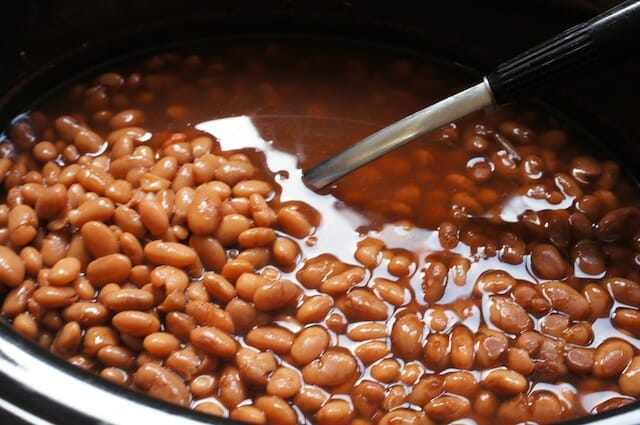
(304, 0, 640, 189)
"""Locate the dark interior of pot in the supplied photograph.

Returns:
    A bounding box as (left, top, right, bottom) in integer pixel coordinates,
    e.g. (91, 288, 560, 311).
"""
(1, 1, 639, 424)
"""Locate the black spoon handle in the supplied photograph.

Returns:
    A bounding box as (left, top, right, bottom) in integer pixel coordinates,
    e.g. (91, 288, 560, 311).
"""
(486, 0, 640, 104)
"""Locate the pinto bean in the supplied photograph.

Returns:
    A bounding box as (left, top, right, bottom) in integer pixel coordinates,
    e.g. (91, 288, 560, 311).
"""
(422, 261, 447, 303)
(134, 362, 190, 407)
(391, 313, 424, 360)
(424, 395, 471, 423)
(253, 279, 298, 311)
(302, 349, 357, 387)
(605, 277, 640, 307)
(190, 326, 237, 358)
(113, 311, 160, 336)
(483, 369, 528, 395)
(339, 288, 388, 321)
(489, 296, 533, 334)
(254, 396, 297, 425)
(593, 339, 634, 378)
(531, 243, 567, 280)
(619, 356, 640, 397)
(86, 254, 131, 287)
(0, 246, 26, 287)
(540, 281, 590, 320)
(144, 241, 196, 267)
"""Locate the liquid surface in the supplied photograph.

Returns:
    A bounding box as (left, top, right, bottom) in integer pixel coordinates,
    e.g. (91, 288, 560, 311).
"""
(1, 41, 639, 425)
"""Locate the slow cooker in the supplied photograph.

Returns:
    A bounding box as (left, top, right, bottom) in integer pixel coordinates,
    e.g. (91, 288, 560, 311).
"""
(1, 1, 639, 424)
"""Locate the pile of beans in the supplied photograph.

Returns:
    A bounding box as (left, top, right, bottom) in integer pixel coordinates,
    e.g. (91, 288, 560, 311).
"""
(0, 43, 639, 425)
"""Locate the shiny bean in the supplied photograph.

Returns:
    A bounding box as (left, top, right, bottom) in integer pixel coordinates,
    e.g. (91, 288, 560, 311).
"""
(133, 362, 190, 407)
(113, 310, 161, 336)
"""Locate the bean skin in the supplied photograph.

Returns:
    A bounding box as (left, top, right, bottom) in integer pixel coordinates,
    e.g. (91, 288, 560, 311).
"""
(592, 339, 634, 378)
(190, 326, 237, 358)
(144, 241, 196, 268)
(81, 221, 119, 257)
(86, 254, 132, 287)
(540, 281, 590, 320)
(619, 356, 640, 397)
(0, 246, 26, 287)
(489, 296, 533, 335)
(246, 326, 294, 354)
(291, 326, 330, 365)
(302, 349, 357, 386)
(483, 369, 528, 395)
(133, 362, 190, 407)
(254, 396, 297, 425)
(48, 257, 81, 287)
(113, 311, 161, 337)
(425, 395, 471, 423)
(391, 313, 424, 360)
(138, 200, 170, 236)
(531, 244, 567, 280)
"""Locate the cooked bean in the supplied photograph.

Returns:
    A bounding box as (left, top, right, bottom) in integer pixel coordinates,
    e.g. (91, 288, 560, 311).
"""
(605, 277, 640, 307)
(266, 366, 302, 399)
(272, 237, 300, 267)
(483, 369, 528, 395)
(13, 312, 38, 340)
(422, 261, 447, 303)
(489, 295, 533, 334)
(540, 281, 590, 320)
(339, 288, 387, 321)
(81, 221, 119, 257)
(296, 295, 333, 323)
(230, 406, 266, 425)
(8, 204, 38, 246)
(246, 326, 294, 354)
(277, 206, 312, 238)
(254, 395, 297, 425)
(2, 280, 35, 317)
(113, 311, 160, 336)
(391, 313, 424, 360)
(316, 399, 353, 425)
(86, 254, 131, 287)
(186, 191, 221, 235)
(619, 356, 640, 397)
(253, 279, 298, 311)
(134, 362, 190, 407)
(189, 235, 226, 272)
(48, 257, 81, 287)
(62, 302, 109, 326)
(236, 347, 277, 386)
(52, 321, 82, 357)
(102, 288, 154, 311)
(190, 326, 237, 358)
(0, 246, 26, 287)
(319, 266, 366, 295)
(143, 332, 180, 358)
(424, 395, 471, 423)
(531, 243, 567, 280)
(186, 300, 234, 333)
(144, 241, 196, 267)
(83, 326, 119, 355)
(592, 339, 634, 378)
(137, 199, 169, 236)
(33, 286, 78, 308)
(302, 349, 357, 386)
(291, 326, 330, 365)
